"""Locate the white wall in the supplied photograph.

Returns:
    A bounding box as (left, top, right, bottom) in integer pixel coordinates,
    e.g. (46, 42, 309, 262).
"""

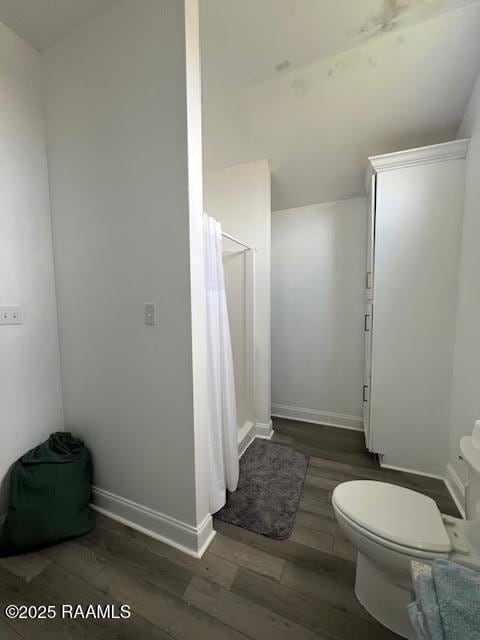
(184, 0, 211, 539)
(0, 22, 64, 517)
(271, 198, 367, 429)
(447, 70, 480, 507)
(204, 160, 272, 440)
(42, 0, 211, 556)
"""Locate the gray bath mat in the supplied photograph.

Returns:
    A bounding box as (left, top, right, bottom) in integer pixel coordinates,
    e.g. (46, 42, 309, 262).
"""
(214, 438, 308, 540)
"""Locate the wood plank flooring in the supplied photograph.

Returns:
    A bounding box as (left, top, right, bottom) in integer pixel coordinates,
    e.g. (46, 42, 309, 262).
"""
(0, 418, 460, 640)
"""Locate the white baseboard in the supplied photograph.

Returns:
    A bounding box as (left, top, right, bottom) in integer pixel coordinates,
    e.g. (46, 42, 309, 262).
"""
(255, 420, 274, 439)
(379, 459, 444, 480)
(238, 421, 256, 458)
(445, 463, 466, 519)
(238, 420, 275, 460)
(271, 404, 363, 432)
(91, 487, 215, 559)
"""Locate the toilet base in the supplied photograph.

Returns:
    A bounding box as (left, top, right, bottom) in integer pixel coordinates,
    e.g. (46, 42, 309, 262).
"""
(355, 553, 415, 639)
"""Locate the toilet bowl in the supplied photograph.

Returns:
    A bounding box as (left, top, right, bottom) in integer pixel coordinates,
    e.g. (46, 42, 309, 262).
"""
(332, 480, 480, 640)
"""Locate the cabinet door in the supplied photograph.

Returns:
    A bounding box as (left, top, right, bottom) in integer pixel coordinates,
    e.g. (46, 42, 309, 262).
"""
(370, 159, 464, 470)
(364, 303, 373, 376)
(366, 174, 376, 301)
(362, 374, 371, 449)
(363, 302, 373, 448)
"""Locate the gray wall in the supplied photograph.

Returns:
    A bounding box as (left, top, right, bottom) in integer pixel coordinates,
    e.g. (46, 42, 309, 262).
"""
(42, 0, 200, 529)
(271, 198, 367, 429)
(0, 21, 63, 516)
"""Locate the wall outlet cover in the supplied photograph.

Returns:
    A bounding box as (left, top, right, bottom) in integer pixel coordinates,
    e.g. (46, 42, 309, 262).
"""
(0, 306, 22, 325)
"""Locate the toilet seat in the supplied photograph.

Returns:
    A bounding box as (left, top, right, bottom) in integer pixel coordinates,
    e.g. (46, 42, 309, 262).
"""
(332, 481, 452, 554)
(334, 502, 450, 560)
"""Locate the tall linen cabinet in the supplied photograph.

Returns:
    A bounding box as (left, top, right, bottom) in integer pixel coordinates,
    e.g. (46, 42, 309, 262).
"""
(363, 140, 468, 477)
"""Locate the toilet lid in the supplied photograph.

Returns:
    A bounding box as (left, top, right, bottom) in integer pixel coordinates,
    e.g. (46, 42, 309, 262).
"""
(333, 481, 452, 553)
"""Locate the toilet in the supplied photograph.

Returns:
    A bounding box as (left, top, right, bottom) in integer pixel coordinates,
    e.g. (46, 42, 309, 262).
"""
(332, 434, 480, 640)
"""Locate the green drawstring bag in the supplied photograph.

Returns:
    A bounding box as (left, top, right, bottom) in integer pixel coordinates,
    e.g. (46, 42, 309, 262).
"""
(1, 432, 94, 556)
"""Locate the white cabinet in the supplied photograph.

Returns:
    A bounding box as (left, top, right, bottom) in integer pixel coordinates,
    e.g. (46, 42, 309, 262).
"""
(364, 140, 468, 476)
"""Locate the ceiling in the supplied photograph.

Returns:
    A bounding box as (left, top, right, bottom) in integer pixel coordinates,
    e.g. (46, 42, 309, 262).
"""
(0, 0, 478, 210)
(0, 0, 118, 51)
(201, 0, 480, 210)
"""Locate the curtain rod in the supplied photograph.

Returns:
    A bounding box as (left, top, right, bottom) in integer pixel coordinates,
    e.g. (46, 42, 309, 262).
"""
(221, 230, 254, 251)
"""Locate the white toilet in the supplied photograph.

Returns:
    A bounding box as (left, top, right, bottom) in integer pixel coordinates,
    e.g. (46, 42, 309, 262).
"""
(332, 434, 480, 640)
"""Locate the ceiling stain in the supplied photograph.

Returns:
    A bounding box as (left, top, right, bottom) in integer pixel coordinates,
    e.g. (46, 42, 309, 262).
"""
(358, 0, 414, 38)
(326, 58, 346, 79)
(275, 60, 291, 73)
(290, 76, 309, 97)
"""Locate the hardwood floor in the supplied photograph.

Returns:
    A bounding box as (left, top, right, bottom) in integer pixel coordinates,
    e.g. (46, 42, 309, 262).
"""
(0, 418, 459, 640)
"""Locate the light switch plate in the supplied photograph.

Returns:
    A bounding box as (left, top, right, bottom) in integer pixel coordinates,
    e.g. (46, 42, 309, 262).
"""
(0, 306, 22, 325)
(145, 303, 156, 326)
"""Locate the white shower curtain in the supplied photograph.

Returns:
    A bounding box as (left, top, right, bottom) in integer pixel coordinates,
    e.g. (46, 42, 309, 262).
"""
(204, 214, 239, 513)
